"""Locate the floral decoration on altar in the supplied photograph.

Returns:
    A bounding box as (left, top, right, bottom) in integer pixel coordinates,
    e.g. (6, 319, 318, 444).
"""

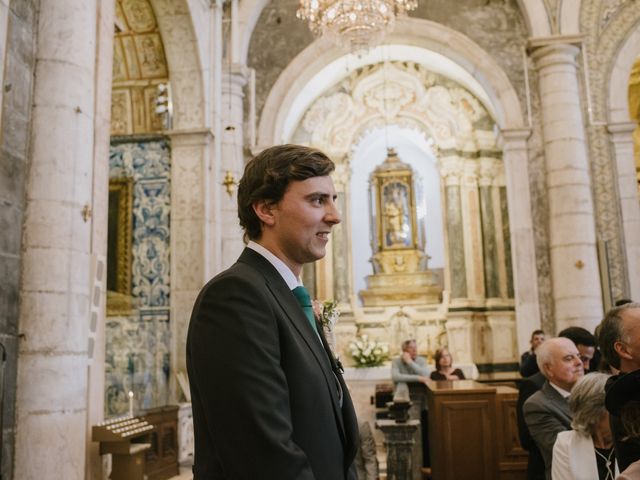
(348, 334, 390, 368)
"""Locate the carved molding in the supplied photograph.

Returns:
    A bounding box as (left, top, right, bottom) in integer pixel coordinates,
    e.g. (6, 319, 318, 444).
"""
(580, 0, 640, 300)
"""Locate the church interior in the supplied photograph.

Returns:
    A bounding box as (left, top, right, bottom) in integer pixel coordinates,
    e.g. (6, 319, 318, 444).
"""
(0, 0, 640, 478)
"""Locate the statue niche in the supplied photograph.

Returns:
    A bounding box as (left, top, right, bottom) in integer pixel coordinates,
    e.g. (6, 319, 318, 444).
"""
(359, 148, 441, 306)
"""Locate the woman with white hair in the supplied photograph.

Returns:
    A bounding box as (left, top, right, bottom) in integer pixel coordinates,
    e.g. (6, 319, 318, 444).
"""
(551, 372, 619, 479)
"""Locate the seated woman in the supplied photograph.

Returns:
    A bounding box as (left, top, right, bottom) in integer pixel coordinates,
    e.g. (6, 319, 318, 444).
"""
(551, 372, 619, 480)
(430, 347, 465, 380)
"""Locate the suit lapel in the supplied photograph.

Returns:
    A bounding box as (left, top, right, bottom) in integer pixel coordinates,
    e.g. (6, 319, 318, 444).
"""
(239, 249, 348, 439)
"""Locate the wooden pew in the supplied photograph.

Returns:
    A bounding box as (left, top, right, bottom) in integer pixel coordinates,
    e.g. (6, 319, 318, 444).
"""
(425, 380, 527, 480)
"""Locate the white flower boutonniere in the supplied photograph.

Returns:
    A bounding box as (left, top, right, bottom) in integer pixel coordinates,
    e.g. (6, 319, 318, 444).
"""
(313, 299, 339, 331)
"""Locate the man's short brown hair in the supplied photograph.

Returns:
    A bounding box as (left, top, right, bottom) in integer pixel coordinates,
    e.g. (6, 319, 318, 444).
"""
(237, 144, 335, 241)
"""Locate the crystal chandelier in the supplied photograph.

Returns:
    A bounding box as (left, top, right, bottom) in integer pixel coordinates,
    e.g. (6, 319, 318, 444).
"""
(297, 0, 418, 51)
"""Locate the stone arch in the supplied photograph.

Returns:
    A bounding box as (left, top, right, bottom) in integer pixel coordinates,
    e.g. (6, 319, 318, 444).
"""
(516, 0, 553, 36)
(150, 0, 205, 129)
(606, 21, 640, 300)
(559, 0, 582, 34)
(295, 61, 497, 158)
(258, 18, 524, 148)
(237, 0, 271, 65)
(608, 22, 640, 122)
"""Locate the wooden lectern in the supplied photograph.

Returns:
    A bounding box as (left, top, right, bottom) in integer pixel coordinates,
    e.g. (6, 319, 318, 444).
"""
(425, 380, 526, 480)
(92, 416, 154, 480)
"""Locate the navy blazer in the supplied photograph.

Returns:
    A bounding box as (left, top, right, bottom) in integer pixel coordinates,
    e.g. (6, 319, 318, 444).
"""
(187, 248, 359, 480)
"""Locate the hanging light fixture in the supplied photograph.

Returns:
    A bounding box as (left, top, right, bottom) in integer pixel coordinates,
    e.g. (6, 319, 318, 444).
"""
(297, 0, 418, 52)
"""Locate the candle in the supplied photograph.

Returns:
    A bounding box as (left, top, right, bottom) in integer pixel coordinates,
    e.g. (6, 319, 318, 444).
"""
(128, 390, 134, 418)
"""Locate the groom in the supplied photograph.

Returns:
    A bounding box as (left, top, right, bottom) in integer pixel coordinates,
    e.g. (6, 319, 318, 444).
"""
(186, 144, 359, 479)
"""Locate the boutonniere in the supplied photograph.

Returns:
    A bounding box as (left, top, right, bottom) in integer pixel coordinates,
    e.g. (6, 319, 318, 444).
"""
(313, 299, 340, 331)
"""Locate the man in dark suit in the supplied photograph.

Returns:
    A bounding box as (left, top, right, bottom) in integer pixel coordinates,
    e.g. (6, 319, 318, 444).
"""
(598, 302, 640, 471)
(186, 144, 359, 479)
(523, 337, 584, 480)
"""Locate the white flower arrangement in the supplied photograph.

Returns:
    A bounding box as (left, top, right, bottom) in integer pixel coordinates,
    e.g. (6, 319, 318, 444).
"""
(348, 334, 390, 368)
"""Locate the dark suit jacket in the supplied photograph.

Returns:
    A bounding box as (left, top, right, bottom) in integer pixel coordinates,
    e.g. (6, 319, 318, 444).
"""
(519, 351, 540, 377)
(516, 372, 546, 480)
(606, 374, 640, 471)
(186, 248, 359, 480)
(523, 381, 572, 480)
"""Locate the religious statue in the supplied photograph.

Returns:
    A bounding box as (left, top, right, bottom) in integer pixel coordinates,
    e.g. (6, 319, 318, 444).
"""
(359, 148, 441, 306)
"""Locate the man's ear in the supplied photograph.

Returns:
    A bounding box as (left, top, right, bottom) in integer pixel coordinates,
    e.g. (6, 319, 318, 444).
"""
(614, 340, 633, 360)
(252, 200, 276, 226)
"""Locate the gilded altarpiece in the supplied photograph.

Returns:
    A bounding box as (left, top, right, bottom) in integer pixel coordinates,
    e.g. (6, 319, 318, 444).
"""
(360, 149, 441, 306)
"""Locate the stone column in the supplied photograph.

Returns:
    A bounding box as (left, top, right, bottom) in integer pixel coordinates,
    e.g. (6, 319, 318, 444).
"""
(220, 64, 248, 269)
(608, 122, 640, 300)
(499, 129, 541, 354)
(530, 40, 603, 332)
(376, 419, 421, 480)
(86, 0, 115, 478)
(15, 1, 99, 478)
(169, 129, 214, 384)
(438, 155, 467, 301)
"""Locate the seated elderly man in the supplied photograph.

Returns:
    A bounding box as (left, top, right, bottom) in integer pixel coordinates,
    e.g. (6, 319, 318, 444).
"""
(523, 337, 584, 480)
(391, 339, 430, 384)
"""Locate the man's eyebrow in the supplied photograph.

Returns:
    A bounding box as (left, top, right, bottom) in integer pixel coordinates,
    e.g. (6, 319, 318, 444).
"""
(305, 192, 336, 199)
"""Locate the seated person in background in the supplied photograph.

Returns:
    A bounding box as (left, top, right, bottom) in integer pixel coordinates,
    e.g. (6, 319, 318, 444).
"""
(551, 372, 618, 480)
(524, 337, 584, 480)
(517, 327, 597, 480)
(605, 369, 640, 479)
(391, 339, 430, 384)
(557, 326, 597, 373)
(430, 347, 466, 380)
(521, 329, 546, 377)
(355, 421, 379, 480)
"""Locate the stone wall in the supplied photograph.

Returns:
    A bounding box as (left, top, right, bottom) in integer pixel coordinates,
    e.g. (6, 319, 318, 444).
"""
(0, 1, 38, 478)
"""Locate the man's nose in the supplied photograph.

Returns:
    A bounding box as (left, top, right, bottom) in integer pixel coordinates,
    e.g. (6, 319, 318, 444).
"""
(325, 200, 341, 225)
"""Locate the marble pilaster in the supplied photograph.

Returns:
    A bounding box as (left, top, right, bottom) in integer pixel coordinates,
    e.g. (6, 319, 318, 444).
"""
(86, 0, 115, 478)
(220, 65, 248, 269)
(15, 0, 99, 478)
(461, 160, 485, 303)
(530, 41, 603, 332)
(499, 129, 541, 354)
(478, 158, 501, 299)
(332, 161, 352, 305)
(439, 156, 467, 300)
(168, 129, 214, 381)
(608, 122, 640, 301)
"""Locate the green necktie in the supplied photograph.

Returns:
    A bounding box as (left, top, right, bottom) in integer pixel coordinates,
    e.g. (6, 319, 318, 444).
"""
(292, 286, 319, 336)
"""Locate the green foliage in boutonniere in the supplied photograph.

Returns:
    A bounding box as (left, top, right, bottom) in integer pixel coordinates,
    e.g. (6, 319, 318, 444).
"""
(313, 299, 339, 331)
